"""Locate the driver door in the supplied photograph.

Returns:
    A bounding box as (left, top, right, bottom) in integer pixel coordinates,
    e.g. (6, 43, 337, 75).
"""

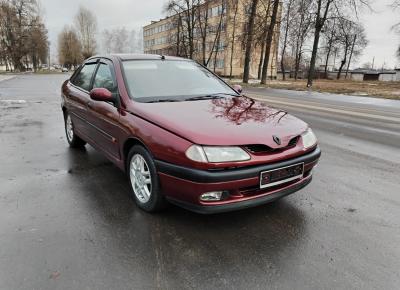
(86, 60, 122, 161)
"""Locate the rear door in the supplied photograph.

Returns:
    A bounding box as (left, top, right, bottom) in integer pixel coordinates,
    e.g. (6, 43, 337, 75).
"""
(86, 59, 122, 160)
(67, 61, 98, 139)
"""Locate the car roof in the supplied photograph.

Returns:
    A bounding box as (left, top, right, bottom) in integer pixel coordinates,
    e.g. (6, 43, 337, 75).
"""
(87, 54, 189, 62)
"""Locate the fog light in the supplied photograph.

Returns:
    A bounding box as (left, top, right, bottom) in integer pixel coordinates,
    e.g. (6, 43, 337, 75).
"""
(200, 191, 225, 201)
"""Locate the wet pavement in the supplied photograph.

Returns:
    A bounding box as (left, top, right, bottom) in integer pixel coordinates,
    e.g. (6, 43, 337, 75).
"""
(0, 74, 399, 289)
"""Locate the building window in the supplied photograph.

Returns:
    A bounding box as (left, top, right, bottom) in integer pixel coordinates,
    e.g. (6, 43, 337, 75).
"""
(216, 59, 224, 69)
(207, 59, 224, 69)
(208, 4, 225, 18)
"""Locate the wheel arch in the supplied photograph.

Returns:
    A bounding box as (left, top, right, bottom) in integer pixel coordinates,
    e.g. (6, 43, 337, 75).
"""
(122, 137, 153, 171)
(62, 106, 67, 118)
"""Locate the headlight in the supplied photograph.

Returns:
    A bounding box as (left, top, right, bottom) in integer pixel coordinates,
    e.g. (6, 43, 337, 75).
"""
(185, 145, 250, 163)
(301, 128, 317, 149)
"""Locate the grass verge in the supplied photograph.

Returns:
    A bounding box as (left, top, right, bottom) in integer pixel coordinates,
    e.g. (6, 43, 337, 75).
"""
(228, 79, 400, 100)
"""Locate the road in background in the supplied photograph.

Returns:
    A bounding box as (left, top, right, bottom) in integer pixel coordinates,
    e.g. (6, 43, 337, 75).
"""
(0, 75, 399, 289)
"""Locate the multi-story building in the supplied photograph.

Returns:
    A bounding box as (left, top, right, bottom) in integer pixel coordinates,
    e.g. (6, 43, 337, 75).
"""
(143, 0, 281, 79)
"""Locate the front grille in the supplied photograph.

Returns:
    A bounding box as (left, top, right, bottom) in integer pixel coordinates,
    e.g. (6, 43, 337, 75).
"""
(244, 136, 299, 154)
(244, 144, 274, 153)
(288, 136, 300, 147)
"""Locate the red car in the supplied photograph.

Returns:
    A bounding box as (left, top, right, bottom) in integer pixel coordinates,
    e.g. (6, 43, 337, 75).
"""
(61, 54, 320, 214)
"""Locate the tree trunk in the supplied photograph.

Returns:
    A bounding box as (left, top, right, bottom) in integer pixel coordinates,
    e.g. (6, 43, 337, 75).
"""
(280, 0, 293, 81)
(324, 20, 336, 77)
(295, 54, 300, 80)
(345, 35, 357, 79)
(337, 58, 346, 79)
(261, 0, 280, 84)
(176, 16, 181, 56)
(258, 42, 265, 79)
(307, 0, 332, 87)
(243, 0, 259, 83)
(324, 45, 332, 77)
(307, 27, 322, 86)
(229, 0, 239, 79)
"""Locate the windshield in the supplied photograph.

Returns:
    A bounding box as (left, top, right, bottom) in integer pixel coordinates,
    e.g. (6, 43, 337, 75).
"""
(122, 60, 238, 102)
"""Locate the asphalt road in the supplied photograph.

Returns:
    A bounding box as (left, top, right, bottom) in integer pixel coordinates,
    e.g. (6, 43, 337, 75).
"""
(0, 74, 399, 290)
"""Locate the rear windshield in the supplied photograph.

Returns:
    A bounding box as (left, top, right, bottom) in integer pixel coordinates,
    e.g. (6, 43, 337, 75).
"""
(121, 60, 237, 101)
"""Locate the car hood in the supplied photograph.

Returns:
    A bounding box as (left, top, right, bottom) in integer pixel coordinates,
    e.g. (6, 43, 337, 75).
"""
(129, 96, 308, 148)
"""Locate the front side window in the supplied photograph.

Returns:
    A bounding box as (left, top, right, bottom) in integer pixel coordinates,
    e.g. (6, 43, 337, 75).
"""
(122, 60, 237, 102)
(72, 63, 97, 91)
(93, 63, 117, 93)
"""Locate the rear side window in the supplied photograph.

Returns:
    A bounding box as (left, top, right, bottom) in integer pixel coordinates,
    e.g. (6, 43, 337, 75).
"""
(72, 63, 97, 91)
(93, 63, 117, 93)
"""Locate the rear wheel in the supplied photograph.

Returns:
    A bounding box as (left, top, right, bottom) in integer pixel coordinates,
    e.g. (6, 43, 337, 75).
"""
(64, 111, 86, 148)
(127, 145, 166, 212)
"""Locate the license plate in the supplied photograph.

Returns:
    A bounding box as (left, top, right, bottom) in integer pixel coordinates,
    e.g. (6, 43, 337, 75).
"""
(260, 163, 304, 189)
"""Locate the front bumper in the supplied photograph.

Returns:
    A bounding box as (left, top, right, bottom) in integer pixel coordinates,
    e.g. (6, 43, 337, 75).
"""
(155, 146, 321, 214)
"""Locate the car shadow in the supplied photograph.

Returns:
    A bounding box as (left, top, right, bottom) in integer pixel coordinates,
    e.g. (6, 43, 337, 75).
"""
(65, 147, 309, 287)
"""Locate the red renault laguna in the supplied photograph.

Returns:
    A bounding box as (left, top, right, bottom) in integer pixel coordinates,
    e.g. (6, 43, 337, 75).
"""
(61, 54, 320, 214)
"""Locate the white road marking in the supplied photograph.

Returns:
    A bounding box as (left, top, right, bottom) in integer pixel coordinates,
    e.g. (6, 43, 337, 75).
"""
(0, 75, 16, 83)
(0, 100, 27, 104)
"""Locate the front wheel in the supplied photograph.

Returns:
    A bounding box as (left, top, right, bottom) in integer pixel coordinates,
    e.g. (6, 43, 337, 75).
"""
(64, 111, 86, 148)
(127, 145, 166, 212)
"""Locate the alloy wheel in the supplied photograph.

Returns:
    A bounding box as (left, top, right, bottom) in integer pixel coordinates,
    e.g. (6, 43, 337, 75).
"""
(129, 154, 152, 203)
(66, 115, 74, 142)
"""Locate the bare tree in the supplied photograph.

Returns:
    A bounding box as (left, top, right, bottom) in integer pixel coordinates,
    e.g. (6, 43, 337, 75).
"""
(27, 19, 48, 71)
(196, 0, 211, 65)
(196, 0, 226, 67)
(228, 0, 239, 79)
(260, 0, 280, 84)
(336, 19, 367, 79)
(391, 1, 400, 59)
(129, 29, 143, 53)
(102, 28, 129, 54)
(165, 0, 199, 58)
(307, 0, 334, 87)
(256, 0, 272, 80)
(307, 0, 371, 87)
(74, 6, 97, 59)
(58, 26, 82, 69)
(321, 18, 339, 76)
(243, 0, 259, 83)
(0, 0, 48, 71)
(102, 29, 114, 54)
(280, 0, 294, 80)
(291, 0, 313, 80)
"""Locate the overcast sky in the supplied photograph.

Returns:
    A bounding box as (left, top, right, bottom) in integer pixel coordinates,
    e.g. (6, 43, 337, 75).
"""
(41, 0, 399, 69)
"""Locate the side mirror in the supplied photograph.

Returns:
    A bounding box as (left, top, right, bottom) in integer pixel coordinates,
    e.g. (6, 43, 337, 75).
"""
(90, 88, 114, 103)
(233, 84, 243, 94)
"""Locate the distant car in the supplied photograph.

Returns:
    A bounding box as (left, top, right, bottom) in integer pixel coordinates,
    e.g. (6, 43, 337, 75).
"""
(61, 54, 321, 214)
(62, 67, 69, 72)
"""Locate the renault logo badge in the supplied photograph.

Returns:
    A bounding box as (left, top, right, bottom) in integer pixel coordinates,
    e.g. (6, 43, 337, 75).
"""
(273, 135, 281, 145)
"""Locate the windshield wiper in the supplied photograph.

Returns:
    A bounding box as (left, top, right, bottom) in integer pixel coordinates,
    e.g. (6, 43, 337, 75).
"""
(145, 99, 181, 103)
(184, 94, 227, 101)
(213, 93, 240, 97)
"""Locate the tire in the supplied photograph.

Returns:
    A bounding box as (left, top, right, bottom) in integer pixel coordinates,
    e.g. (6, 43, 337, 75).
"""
(127, 145, 166, 212)
(64, 111, 86, 148)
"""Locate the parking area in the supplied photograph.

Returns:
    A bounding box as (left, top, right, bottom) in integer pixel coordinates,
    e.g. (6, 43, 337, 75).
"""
(0, 74, 399, 289)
